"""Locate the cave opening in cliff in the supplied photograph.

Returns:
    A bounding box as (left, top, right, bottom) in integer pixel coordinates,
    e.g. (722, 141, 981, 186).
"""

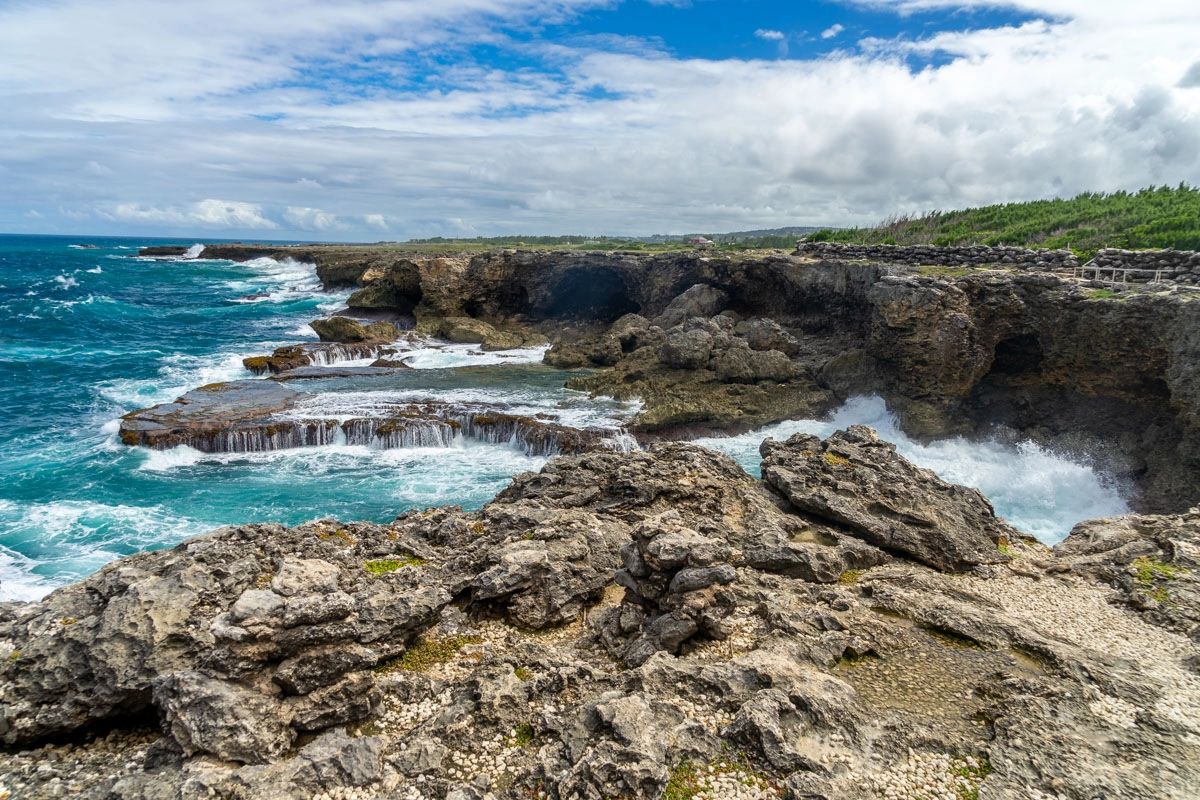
(989, 333, 1045, 378)
(541, 268, 638, 322)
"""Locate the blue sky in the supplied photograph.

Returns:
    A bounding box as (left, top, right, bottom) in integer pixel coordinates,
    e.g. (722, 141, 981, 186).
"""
(1, 0, 1198, 240)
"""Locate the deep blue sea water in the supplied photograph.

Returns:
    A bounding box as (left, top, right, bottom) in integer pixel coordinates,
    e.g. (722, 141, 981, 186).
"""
(0, 235, 1129, 601)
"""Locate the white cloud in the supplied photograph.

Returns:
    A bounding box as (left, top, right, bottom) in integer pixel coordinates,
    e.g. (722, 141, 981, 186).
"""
(2, 1, 1199, 238)
(100, 200, 277, 229)
(755, 29, 785, 41)
(821, 24, 845, 39)
(1180, 62, 1200, 88)
(283, 206, 339, 230)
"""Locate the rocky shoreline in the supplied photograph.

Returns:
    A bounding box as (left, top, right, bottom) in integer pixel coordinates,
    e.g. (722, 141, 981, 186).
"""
(5, 243, 1198, 799)
(1, 428, 1197, 799)
(136, 242, 1200, 512)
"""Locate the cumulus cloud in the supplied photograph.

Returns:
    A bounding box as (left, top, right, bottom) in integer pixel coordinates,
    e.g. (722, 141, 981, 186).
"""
(1181, 62, 1200, 88)
(100, 200, 277, 229)
(283, 206, 339, 230)
(821, 23, 845, 39)
(2, 0, 1199, 238)
(755, 29, 785, 41)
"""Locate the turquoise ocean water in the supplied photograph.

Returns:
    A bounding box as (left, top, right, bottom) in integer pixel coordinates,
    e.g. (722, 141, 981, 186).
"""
(0, 235, 1128, 601)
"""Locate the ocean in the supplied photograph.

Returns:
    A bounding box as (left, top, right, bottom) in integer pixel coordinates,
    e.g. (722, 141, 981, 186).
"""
(0, 235, 1129, 601)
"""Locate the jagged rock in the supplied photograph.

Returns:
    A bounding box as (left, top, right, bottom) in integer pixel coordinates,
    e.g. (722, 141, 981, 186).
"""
(154, 671, 294, 764)
(656, 328, 714, 370)
(1056, 512, 1200, 639)
(711, 340, 798, 383)
(2, 438, 1199, 800)
(737, 318, 801, 356)
(604, 512, 738, 665)
(469, 511, 626, 628)
(760, 425, 1014, 572)
(652, 284, 728, 329)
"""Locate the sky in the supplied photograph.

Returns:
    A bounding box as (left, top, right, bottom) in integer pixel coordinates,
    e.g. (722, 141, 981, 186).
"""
(1, 0, 1199, 241)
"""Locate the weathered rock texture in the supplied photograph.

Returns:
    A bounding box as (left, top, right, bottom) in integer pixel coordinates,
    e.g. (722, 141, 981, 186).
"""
(1, 433, 1197, 800)
(119, 383, 618, 456)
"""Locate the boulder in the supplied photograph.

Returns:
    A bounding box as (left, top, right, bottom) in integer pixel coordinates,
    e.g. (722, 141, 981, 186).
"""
(652, 284, 728, 329)
(154, 670, 294, 764)
(439, 316, 498, 344)
(657, 329, 714, 370)
(760, 425, 1014, 572)
(309, 318, 398, 343)
(737, 318, 801, 356)
(711, 340, 798, 383)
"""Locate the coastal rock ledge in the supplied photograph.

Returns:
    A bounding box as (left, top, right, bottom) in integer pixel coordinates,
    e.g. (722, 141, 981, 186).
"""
(1, 433, 1198, 800)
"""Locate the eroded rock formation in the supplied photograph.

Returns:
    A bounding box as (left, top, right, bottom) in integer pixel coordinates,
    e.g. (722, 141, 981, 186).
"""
(118, 383, 619, 457)
(1, 432, 1197, 800)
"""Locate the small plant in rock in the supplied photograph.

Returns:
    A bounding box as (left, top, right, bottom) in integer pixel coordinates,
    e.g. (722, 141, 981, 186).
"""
(363, 556, 426, 575)
(513, 666, 531, 681)
(950, 756, 992, 800)
(1132, 556, 1186, 585)
(664, 759, 780, 800)
(319, 528, 355, 546)
(823, 452, 851, 468)
(375, 634, 483, 674)
(839, 569, 863, 584)
(509, 723, 535, 747)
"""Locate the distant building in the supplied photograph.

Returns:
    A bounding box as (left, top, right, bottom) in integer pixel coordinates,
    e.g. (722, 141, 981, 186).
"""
(689, 237, 715, 249)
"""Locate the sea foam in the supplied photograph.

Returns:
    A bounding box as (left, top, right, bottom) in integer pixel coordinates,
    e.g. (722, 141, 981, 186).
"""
(694, 395, 1129, 544)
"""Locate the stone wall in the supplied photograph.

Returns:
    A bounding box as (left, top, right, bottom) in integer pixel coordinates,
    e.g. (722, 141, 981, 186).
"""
(795, 242, 1200, 285)
(1090, 248, 1200, 281)
(793, 241, 1078, 270)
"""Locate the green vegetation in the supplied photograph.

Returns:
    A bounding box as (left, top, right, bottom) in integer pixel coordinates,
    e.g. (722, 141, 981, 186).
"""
(508, 723, 535, 747)
(6, 650, 20, 663)
(318, 528, 355, 546)
(374, 635, 483, 674)
(839, 569, 864, 584)
(806, 184, 1200, 259)
(513, 666, 531, 681)
(1133, 556, 1187, 585)
(363, 556, 426, 575)
(951, 757, 993, 800)
(823, 451, 850, 468)
(1131, 557, 1187, 607)
(663, 759, 777, 800)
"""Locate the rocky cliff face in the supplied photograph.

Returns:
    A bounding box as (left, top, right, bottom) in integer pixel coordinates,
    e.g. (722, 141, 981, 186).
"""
(2, 431, 1197, 800)
(195, 243, 1200, 510)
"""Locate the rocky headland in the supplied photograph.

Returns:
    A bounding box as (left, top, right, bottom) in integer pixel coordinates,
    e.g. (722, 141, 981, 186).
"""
(12, 241, 1194, 799)
(148, 242, 1200, 513)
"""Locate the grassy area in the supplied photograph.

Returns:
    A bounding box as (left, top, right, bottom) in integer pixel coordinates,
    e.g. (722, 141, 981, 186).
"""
(805, 184, 1200, 259)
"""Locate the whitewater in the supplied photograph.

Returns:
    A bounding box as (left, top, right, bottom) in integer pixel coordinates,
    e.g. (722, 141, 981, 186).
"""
(0, 235, 1128, 601)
